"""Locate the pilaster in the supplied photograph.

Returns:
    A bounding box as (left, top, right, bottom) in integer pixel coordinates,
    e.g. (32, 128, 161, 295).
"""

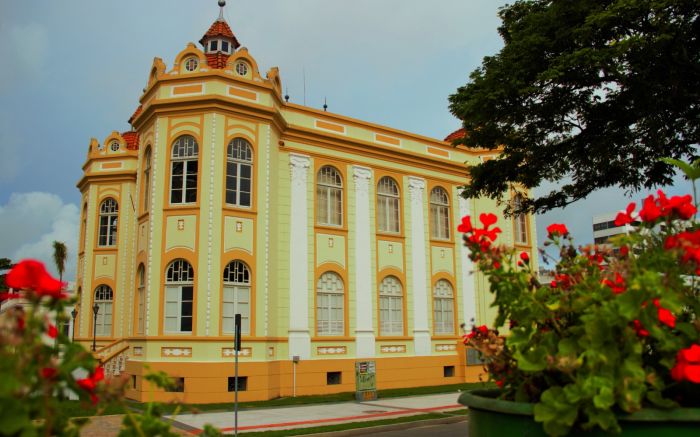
(458, 196, 477, 327)
(353, 165, 375, 357)
(408, 176, 431, 355)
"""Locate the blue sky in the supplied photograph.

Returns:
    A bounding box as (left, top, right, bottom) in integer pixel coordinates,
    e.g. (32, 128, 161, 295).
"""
(0, 0, 691, 279)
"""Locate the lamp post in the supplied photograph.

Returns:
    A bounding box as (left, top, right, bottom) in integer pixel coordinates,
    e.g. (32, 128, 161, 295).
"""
(92, 303, 99, 352)
(71, 307, 78, 342)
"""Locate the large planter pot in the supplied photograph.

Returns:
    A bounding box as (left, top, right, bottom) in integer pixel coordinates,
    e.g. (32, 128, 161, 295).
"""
(459, 389, 700, 436)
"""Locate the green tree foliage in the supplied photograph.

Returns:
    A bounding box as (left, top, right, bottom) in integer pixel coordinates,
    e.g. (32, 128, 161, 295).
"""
(52, 241, 67, 283)
(448, 0, 699, 214)
(0, 258, 12, 291)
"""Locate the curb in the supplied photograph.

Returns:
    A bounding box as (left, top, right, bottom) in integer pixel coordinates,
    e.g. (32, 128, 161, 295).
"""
(294, 414, 468, 436)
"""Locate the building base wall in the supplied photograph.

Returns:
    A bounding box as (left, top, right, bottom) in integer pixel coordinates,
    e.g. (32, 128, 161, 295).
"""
(124, 355, 484, 404)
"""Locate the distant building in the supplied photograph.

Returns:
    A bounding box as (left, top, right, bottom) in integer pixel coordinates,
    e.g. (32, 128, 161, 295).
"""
(592, 213, 635, 248)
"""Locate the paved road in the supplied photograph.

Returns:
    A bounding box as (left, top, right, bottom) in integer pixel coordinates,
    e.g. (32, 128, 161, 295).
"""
(365, 421, 468, 436)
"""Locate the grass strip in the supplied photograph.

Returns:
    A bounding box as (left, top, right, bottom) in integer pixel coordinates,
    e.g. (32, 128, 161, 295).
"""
(232, 409, 469, 436)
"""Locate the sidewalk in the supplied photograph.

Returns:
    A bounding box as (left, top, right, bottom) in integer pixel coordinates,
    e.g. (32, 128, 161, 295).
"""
(170, 392, 464, 435)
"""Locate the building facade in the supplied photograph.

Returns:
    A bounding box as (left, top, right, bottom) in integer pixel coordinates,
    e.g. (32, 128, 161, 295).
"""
(74, 4, 536, 403)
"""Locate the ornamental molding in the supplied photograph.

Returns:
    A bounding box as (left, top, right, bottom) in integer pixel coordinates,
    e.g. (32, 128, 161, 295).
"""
(380, 345, 406, 353)
(222, 347, 252, 358)
(289, 153, 311, 170)
(317, 346, 347, 355)
(352, 165, 373, 182)
(435, 344, 457, 352)
(206, 113, 217, 335)
(408, 176, 426, 194)
(161, 347, 192, 358)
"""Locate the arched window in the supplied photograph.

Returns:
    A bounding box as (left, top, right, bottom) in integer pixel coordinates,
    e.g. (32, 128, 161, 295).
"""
(164, 260, 194, 333)
(94, 285, 113, 337)
(136, 264, 146, 335)
(225, 138, 253, 207)
(317, 166, 343, 226)
(98, 198, 119, 247)
(222, 261, 251, 334)
(143, 147, 152, 212)
(433, 280, 455, 334)
(317, 272, 344, 335)
(514, 194, 528, 244)
(377, 177, 400, 233)
(170, 135, 199, 204)
(379, 276, 403, 336)
(430, 187, 450, 240)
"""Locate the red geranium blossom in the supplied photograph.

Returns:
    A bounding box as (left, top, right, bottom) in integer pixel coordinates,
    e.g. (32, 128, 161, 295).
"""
(47, 324, 58, 339)
(546, 223, 568, 237)
(614, 202, 637, 226)
(639, 195, 662, 222)
(519, 252, 529, 263)
(41, 368, 58, 379)
(76, 367, 105, 405)
(653, 299, 676, 328)
(457, 215, 473, 233)
(671, 344, 700, 383)
(5, 260, 65, 299)
(602, 272, 626, 294)
(632, 320, 649, 337)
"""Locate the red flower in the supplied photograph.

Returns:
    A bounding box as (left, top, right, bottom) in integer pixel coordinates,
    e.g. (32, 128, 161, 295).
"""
(619, 246, 629, 257)
(633, 320, 649, 337)
(479, 213, 498, 228)
(41, 368, 58, 379)
(47, 323, 58, 339)
(457, 215, 473, 233)
(653, 299, 676, 328)
(0, 292, 21, 302)
(551, 273, 572, 289)
(495, 379, 505, 388)
(493, 261, 501, 269)
(671, 344, 700, 384)
(614, 202, 637, 226)
(602, 272, 626, 294)
(546, 223, 568, 237)
(477, 325, 489, 335)
(519, 252, 530, 263)
(665, 194, 697, 220)
(639, 195, 662, 222)
(5, 260, 65, 299)
(76, 367, 105, 405)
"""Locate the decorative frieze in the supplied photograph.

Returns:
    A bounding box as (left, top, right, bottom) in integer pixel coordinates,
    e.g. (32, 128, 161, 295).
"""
(222, 347, 252, 358)
(380, 345, 406, 354)
(317, 346, 347, 355)
(161, 347, 192, 358)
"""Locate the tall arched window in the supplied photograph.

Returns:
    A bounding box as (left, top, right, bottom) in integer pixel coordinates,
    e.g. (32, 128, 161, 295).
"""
(98, 198, 118, 247)
(164, 260, 194, 333)
(170, 135, 198, 204)
(433, 280, 455, 334)
(514, 194, 528, 244)
(430, 187, 450, 240)
(377, 177, 400, 233)
(222, 261, 251, 334)
(379, 276, 403, 336)
(81, 203, 87, 251)
(143, 147, 152, 212)
(136, 264, 146, 335)
(94, 285, 113, 337)
(225, 138, 253, 207)
(317, 166, 343, 226)
(317, 272, 344, 335)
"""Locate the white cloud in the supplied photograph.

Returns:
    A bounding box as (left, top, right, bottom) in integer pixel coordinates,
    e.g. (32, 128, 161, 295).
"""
(0, 192, 79, 281)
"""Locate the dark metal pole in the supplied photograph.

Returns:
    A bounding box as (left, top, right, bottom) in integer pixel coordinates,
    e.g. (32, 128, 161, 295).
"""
(92, 303, 99, 352)
(71, 308, 78, 342)
(234, 313, 241, 437)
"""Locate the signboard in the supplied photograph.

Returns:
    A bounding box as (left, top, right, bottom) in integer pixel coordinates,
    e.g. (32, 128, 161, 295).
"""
(355, 360, 377, 401)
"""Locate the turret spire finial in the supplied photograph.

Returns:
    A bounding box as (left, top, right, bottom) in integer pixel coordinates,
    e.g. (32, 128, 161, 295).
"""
(218, 0, 226, 21)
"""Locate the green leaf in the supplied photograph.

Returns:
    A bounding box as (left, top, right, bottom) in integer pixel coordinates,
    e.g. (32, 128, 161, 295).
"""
(647, 390, 677, 409)
(660, 158, 700, 181)
(534, 387, 578, 437)
(0, 397, 30, 435)
(593, 386, 614, 409)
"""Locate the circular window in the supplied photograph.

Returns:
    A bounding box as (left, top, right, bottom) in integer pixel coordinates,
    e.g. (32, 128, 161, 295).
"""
(235, 62, 248, 76)
(110, 141, 120, 152)
(184, 57, 199, 72)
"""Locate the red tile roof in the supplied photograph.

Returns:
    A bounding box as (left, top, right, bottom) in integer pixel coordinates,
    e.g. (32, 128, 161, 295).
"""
(200, 19, 240, 49)
(122, 131, 140, 150)
(444, 128, 466, 142)
(205, 52, 231, 69)
(128, 105, 143, 125)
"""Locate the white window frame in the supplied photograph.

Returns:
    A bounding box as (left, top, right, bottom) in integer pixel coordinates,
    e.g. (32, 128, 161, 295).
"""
(377, 177, 400, 233)
(94, 285, 113, 337)
(430, 187, 451, 240)
(225, 138, 253, 208)
(136, 265, 146, 335)
(170, 136, 199, 205)
(379, 276, 404, 336)
(433, 279, 455, 335)
(98, 198, 119, 247)
(316, 166, 343, 227)
(143, 147, 151, 212)
(222, 261, 251, 334)
(514, 195, 528, 244)
(317, 272, 344, 336)
(164, 260, 194, 334)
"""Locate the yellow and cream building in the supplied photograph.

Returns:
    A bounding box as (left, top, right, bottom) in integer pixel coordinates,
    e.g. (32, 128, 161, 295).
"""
(74, 3, 536, 403)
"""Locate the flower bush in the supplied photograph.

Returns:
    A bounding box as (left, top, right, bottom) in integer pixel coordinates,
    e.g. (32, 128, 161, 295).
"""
(0, 259, 222, 436)
(461, 190, 700, 436)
